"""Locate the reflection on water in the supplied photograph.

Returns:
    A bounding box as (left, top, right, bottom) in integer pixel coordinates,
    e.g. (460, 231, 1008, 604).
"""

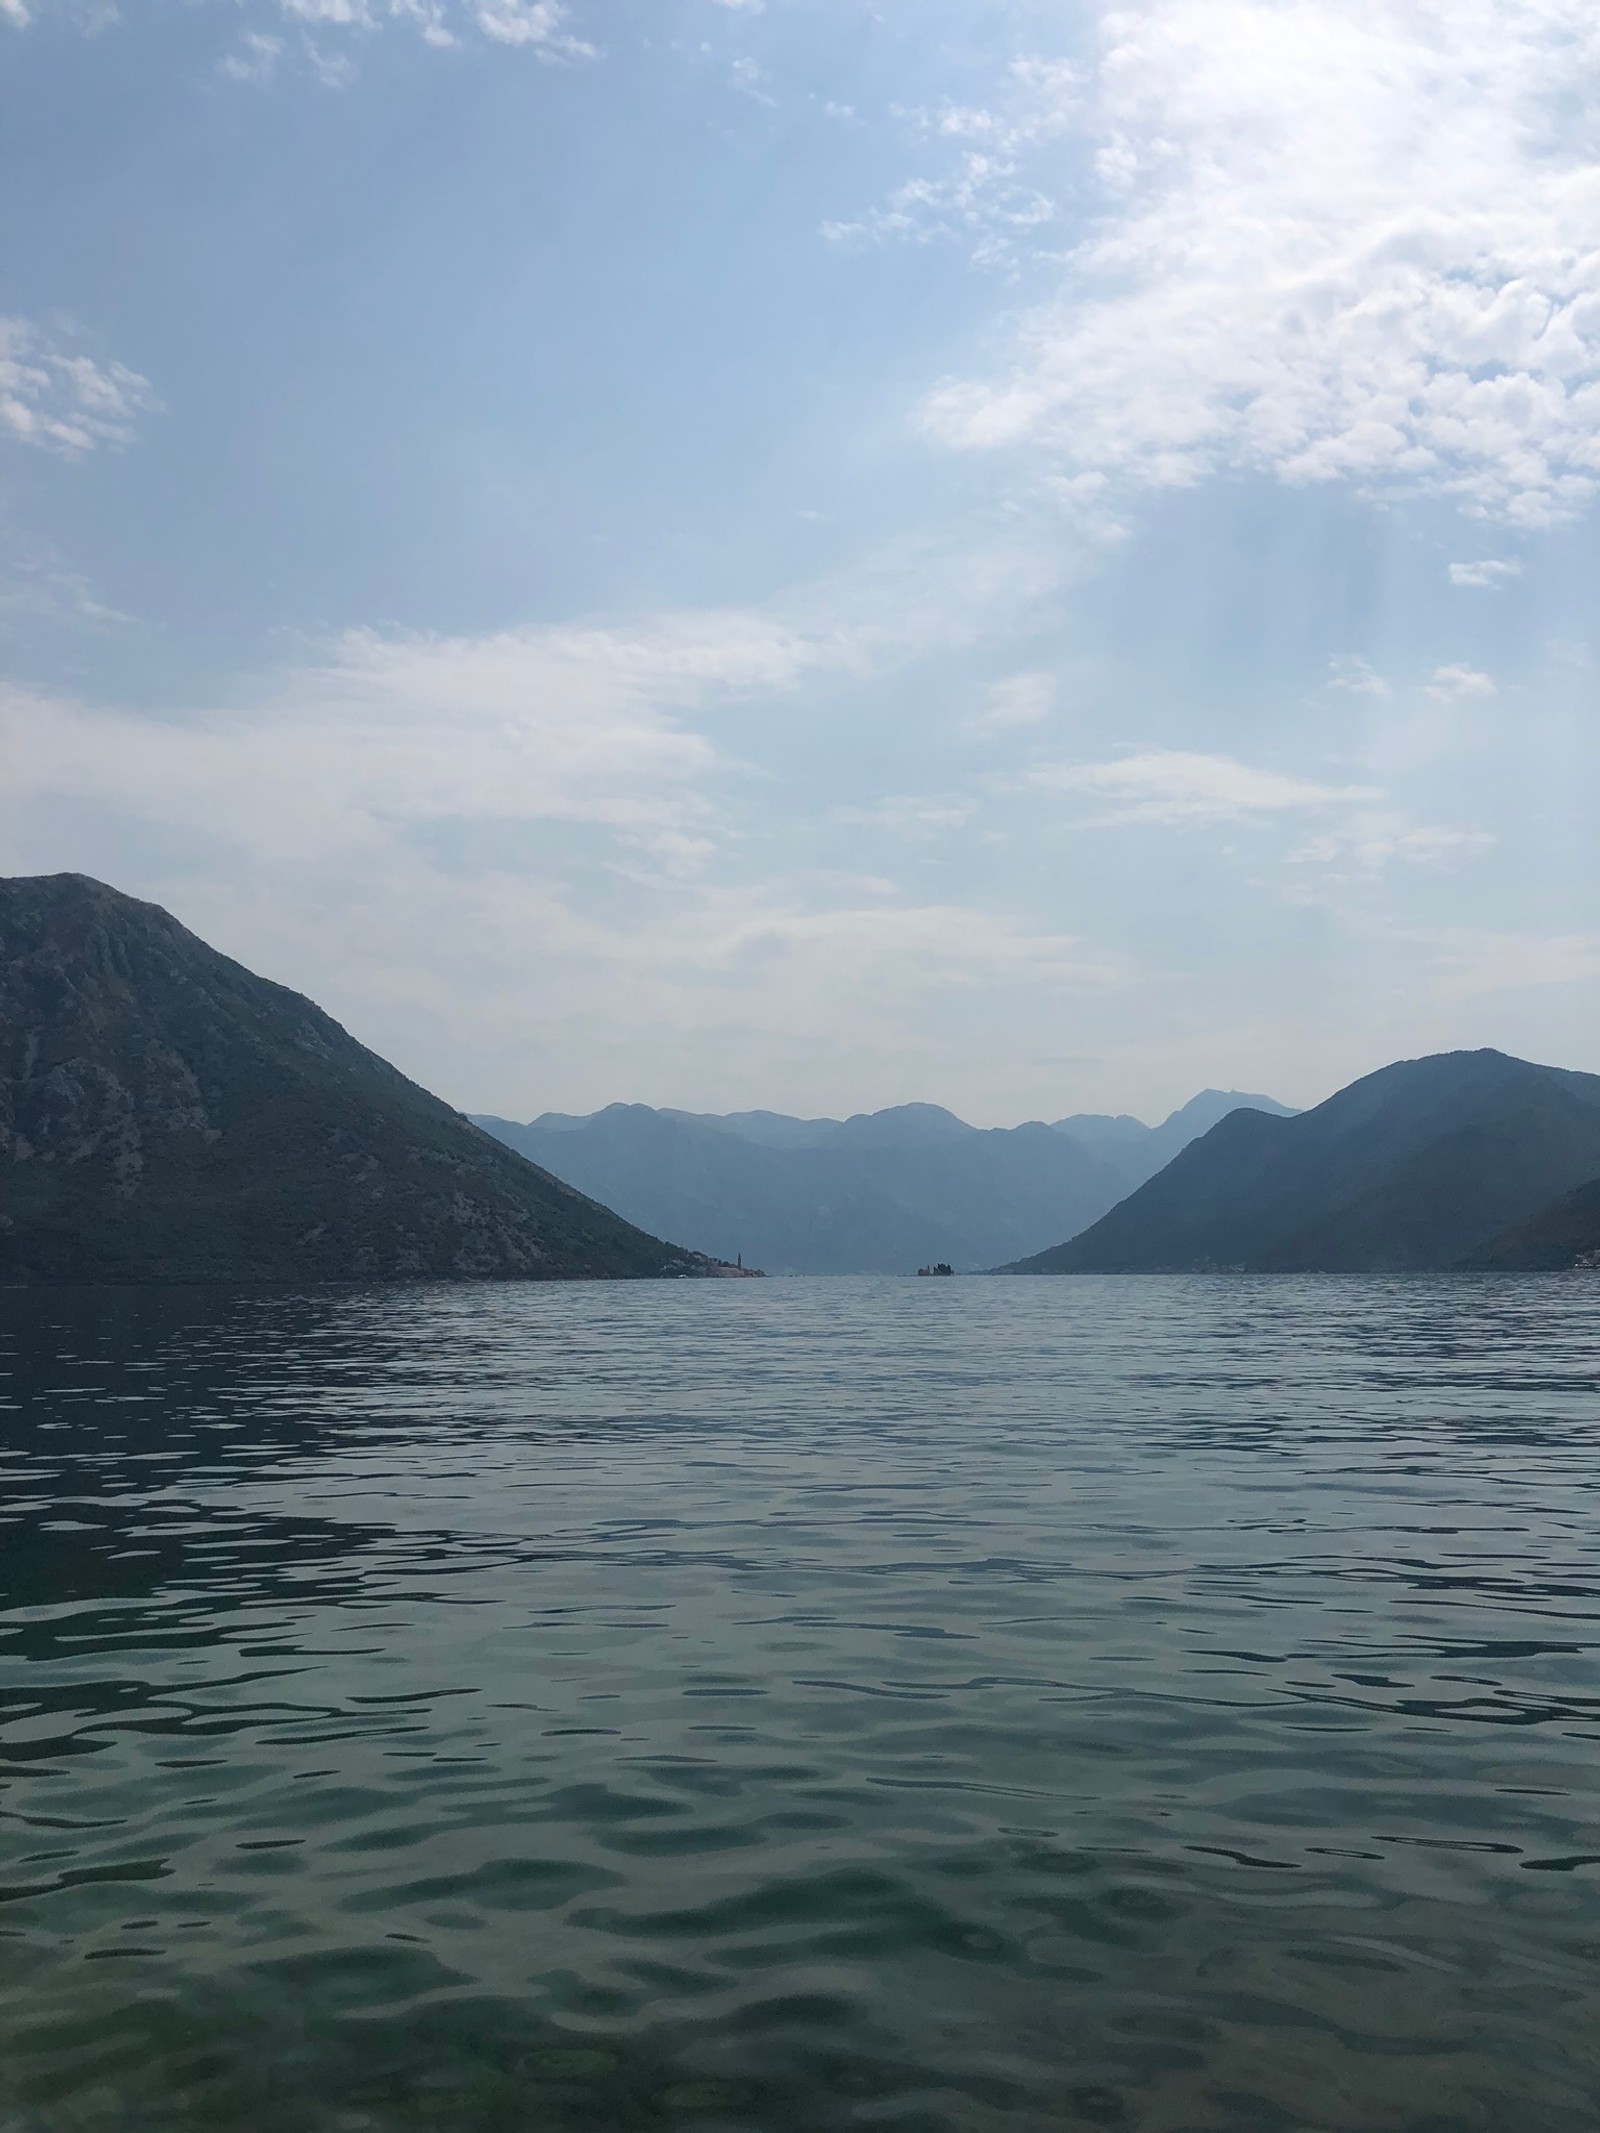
(1, 1275, 1597, 2132)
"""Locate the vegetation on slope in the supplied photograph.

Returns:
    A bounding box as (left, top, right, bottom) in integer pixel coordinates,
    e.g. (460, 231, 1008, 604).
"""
(0, 874, 708, 1284)
(1463, 1176, 1600, 1271)
(1004, 1050, 1600, 1274)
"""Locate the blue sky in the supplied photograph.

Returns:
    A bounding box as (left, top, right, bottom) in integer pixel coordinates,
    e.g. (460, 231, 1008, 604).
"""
(2, 0, 1598, 1123)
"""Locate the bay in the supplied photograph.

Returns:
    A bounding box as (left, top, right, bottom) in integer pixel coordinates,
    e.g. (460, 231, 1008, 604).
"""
(1, 1275, 1597, 2132)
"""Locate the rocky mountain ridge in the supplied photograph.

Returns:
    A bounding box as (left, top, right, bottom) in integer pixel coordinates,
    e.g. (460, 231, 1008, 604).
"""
(0, 873, 712, 1284)
(1006, 1049, 1600, 1274)
(474, 1089, 1295, 1274)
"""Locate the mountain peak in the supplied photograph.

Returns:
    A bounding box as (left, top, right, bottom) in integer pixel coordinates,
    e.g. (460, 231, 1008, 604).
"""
(836, 1103, 976, 1146)
(0, 875, 707, 1284)
(1156, 1088, 1298, 1134)
(1008, 1048, 1600, 1274)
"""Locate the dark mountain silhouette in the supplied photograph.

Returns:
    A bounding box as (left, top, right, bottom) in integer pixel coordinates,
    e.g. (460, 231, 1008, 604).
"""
(1050, 1088, 1296, 1176)
(0, 874, 711, 1284)
(1464, 1176, 1600, 1271)
(474, 1090, 1293, 1274)
(1005, 1049, 1600, 1274)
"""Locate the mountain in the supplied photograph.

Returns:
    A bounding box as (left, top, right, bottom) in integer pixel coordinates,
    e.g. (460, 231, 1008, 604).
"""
(473, 1091, 1293, 1274)
(0, 874, 712, 1284)
(1464, 1177, 1600, 1271)
(1005, 1049, 1600, 1274)
(1051, 1088, 1297, 1186)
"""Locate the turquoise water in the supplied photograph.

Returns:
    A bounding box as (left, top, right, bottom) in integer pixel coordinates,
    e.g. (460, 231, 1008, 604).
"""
(1, 1276, 1597, 2133)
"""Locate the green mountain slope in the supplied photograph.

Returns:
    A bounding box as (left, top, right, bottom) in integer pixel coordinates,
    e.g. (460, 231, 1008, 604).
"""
(0, 874, 708, 1284)
(1004, 1050, 1600, 1274)
(1463, 1176, 1600, 1270)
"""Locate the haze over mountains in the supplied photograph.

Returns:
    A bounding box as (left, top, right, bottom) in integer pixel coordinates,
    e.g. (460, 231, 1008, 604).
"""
(1010, 1050, 1600, 1274)
(0, 875, 713, 1284)
(473, 1091, 1296, 1275)
(5, 873, 1598, 1285)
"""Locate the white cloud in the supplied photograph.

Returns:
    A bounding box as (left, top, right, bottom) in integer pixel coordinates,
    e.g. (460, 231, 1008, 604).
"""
(1424, 662, 1497, 702)
(5, 0, 594, 62)
(1024, 747, 1491, 881)
(0, 553, 129, 629)
(218, 29, 285, 79)
(1029, 748, 1379, 827)
(912, 2, 1600, 525)
(0, 317, 158, 456)
(1327, 654, 1391, 697)
(708, 898, 1122, 995)
(831, 794, 975, 837)
(474, 0, 589, 54)
(727, 53, 775, 105)
(279, 0, 367, 20)
(0, 612, 816, 872)
(0, 521, 1058, 852)
(1448, 557, 1525, 587)
(1290, 818, 1496, 874)
(823, 59, 1081, 267)
(967, 668, 1055, 735)
(1419, 927, 1600, 995)
(0, 530, 1058, 869)
(0, 594, 1135, 1117)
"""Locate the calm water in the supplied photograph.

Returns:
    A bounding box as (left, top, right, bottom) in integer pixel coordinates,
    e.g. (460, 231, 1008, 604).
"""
(1, 1276, 1597, 2133)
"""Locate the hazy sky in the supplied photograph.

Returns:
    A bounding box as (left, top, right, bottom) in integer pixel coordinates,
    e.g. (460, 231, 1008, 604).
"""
(3, 0, 1598, 1124)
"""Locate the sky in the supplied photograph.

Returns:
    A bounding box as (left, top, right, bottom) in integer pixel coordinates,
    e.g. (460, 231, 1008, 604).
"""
(2, 0, 1598, 1126)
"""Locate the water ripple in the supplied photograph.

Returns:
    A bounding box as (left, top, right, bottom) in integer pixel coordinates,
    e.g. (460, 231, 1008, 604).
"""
(1, 1274, 1598, 2131)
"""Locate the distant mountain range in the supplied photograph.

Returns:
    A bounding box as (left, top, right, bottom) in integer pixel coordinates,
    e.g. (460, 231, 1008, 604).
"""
(1007, 1049, 1600, 1274)
(9, 875, 1596, 1285)
(473, 1089, 1296, 1274)
(0, 874, 716, 1284)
